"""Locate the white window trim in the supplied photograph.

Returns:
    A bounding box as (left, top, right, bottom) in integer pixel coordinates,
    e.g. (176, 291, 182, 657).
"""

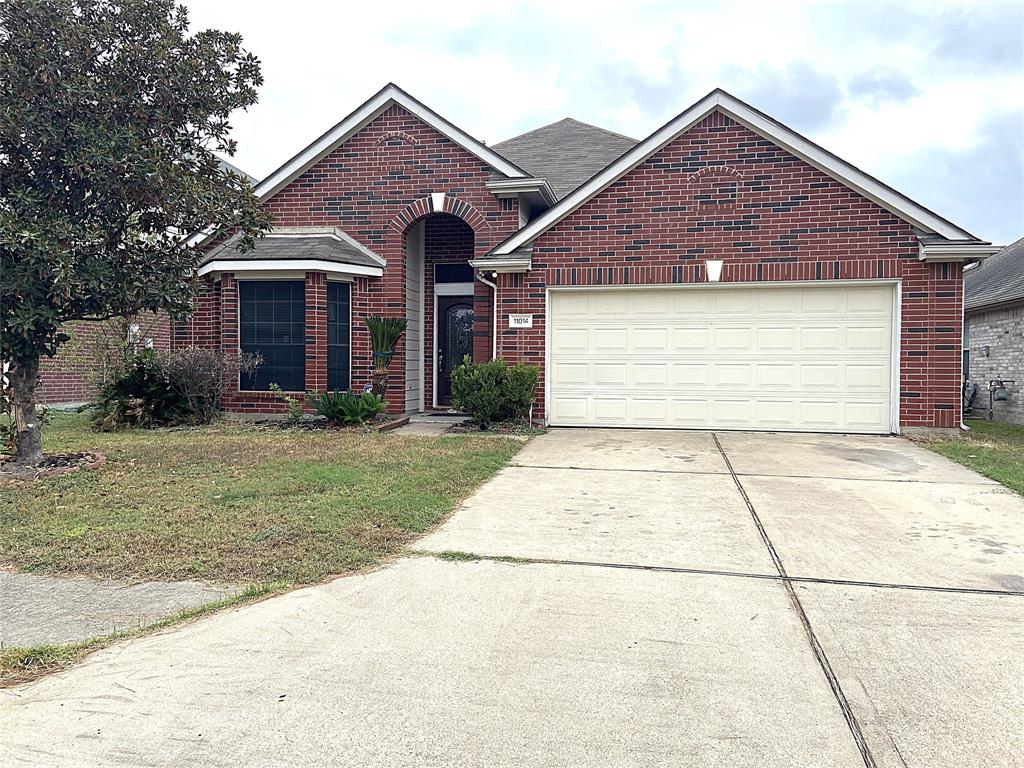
(434, 282, 476, 296)
(236, 278, 308, 394)
(200, 259, 383, 278)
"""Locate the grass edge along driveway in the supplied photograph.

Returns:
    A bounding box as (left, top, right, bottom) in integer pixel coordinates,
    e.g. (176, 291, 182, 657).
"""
(915, 418, 1024, 495)
(1, 414, 523, 683)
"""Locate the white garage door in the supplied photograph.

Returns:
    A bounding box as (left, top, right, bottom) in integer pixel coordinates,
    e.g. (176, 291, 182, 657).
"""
(548, 283, 895, 433)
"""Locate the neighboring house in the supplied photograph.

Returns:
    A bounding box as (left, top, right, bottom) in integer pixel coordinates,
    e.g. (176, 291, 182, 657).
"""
(38, 315, 172, 405)
(38, 159, 254, 405)
(965, 236, 1024, 424)
(51, 84, 999, 433)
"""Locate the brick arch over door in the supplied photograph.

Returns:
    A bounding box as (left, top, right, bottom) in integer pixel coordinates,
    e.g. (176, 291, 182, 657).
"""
(389, 195, 492, 244)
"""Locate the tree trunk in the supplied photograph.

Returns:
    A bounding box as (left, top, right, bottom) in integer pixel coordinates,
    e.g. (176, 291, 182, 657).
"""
(8, 355, 43, 466)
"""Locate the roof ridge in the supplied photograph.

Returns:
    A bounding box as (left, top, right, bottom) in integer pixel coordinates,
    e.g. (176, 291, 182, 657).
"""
(493, 116, 637, 147)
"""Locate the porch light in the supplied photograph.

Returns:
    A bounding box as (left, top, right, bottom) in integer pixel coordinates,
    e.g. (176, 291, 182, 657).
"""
(705, 259, 723, 283)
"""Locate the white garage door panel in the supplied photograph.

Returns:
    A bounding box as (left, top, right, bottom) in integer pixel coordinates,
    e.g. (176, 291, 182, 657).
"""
(549, 284, 895, 433)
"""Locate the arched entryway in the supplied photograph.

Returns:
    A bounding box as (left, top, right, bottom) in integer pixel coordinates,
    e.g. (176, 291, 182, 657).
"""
(402, 213, 477, 411)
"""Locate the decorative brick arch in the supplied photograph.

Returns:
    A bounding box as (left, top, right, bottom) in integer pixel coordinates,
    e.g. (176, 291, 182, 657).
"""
(374, 131, 419, 174)
(388, 194, 491, 235)
(687, 165, 744, 209)
(687, 165, 745, 184)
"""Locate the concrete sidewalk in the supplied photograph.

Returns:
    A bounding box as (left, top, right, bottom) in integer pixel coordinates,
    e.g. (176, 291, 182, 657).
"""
(0, 571, 237, 646)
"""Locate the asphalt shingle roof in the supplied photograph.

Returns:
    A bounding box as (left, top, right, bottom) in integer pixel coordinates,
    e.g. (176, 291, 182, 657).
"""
(492, 118, 637, 199)
(965, 235, 1024, 312)
(201, 228, 383, 269)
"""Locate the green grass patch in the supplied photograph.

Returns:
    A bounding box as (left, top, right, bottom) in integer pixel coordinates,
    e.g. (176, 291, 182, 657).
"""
(918, 418, 1024, 495)
(1, 582, 286, 686)
(0, 413, 522, 583)
(411, 549, 534, 565)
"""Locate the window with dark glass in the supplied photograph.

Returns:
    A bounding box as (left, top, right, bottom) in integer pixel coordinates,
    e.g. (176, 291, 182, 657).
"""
(434, 263, 474, 283)
(327, 282, 351, 391)
(238, 281, 305, 391)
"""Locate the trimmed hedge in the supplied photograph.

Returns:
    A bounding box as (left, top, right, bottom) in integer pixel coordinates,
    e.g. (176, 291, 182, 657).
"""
(450, 357, 539, 428)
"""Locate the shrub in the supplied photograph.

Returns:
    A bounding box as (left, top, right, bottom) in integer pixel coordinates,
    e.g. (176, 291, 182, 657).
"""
(505, 363, 540, 421)
(269, 383, 304, 424)
(308, 390, 387, 425)
(92, 349, 186, 430)
(450, 357, 539, 428)
(156, 348, 262, 425)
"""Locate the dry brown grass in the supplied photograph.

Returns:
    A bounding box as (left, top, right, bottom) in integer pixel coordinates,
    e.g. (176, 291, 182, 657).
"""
(0, 413, 521, 583)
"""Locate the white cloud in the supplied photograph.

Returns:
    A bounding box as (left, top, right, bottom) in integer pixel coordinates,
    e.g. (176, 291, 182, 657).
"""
(183, 0, 1024, 243)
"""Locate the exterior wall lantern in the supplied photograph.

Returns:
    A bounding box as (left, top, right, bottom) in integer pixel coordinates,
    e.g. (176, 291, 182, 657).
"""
(705, 259, 724, 283)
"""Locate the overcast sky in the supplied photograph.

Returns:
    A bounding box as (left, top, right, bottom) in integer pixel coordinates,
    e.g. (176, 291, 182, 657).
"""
(185, 0, 1023, 245)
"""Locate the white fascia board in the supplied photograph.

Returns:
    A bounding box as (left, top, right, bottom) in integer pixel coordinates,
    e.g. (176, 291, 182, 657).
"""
(469, 258, 531, 273)
(187, 85, 527, 250)
(255, 85, 526, 203)
(919, 242, 999, 262)
(491, 90, 978, 256)
(714, 93, 975, 241)
(489, 91, 720, 255)
(197, 259, 383, 278)
(485, 177, 557, 205)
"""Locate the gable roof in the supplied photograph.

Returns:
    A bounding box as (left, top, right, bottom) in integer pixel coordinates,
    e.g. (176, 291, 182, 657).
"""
(255, 83, 529, 202)
(188, 83, 532, 248)
(486, 88, 986, 259)
(492, 118, 637, 199)
(966, 235, 1024, 311)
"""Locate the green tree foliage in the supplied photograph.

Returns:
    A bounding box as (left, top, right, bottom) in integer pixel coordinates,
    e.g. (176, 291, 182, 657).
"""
(0, 0, 270, 464)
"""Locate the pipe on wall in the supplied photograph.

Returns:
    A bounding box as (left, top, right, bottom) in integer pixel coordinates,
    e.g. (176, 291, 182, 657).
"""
(476, 271, 498, 360)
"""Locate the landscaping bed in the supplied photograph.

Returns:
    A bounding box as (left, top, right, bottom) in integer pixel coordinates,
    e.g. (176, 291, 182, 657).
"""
(253, 414, 410, 433)
(0, 412, 522, 584)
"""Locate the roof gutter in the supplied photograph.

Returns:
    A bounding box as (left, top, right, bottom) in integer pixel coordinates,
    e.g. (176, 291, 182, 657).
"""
(919, 241, 999, 263)
(468, 257, 531, 273)
(485, 177, 557, 207)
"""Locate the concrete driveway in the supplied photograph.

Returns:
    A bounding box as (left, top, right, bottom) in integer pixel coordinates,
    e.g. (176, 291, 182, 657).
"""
(3, 430, 1022, 767)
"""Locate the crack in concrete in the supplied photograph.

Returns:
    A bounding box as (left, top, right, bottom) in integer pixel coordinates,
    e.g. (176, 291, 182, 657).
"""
(712, 432, 878, 768)
(412, 550, 1024, 598)
(511, 462, 997, 486)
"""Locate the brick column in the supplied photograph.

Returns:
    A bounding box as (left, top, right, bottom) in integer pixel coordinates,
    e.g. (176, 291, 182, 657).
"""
(305, 272, 328, 393)
(220, 273, 238, 356)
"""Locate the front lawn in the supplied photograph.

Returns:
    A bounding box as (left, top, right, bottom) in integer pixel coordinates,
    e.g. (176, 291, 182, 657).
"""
(918, 418, 1024, 495)
(0, 413, 522, 583)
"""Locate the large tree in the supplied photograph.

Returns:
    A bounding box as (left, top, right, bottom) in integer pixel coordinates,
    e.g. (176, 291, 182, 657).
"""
(0, 0, 270, 465)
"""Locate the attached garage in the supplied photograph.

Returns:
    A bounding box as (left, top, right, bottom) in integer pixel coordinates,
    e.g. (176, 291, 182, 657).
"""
(547, 283, 898, 434)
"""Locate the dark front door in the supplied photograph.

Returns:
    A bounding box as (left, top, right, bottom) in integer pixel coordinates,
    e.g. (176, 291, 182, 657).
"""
(437, 296, 474, 405)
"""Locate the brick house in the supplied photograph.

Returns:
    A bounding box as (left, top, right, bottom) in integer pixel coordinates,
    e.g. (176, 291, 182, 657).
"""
(964, 236, 1024, 423)
(47, 84, 997, 433)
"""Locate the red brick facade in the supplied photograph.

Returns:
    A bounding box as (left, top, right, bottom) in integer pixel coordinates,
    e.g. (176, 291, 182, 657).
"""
(179, 104, 520, 414)
(179, 103, 965, 429)
(39, 314, 171, 405)
(497, 111, 963, 428)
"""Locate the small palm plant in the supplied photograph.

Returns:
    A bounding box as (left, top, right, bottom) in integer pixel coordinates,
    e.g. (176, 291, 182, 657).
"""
(364, 316, 408, 396)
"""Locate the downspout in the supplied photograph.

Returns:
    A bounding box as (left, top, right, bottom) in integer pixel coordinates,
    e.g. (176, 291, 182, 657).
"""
(960, 266, 970, 432)
(476, 271, 498, 360)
